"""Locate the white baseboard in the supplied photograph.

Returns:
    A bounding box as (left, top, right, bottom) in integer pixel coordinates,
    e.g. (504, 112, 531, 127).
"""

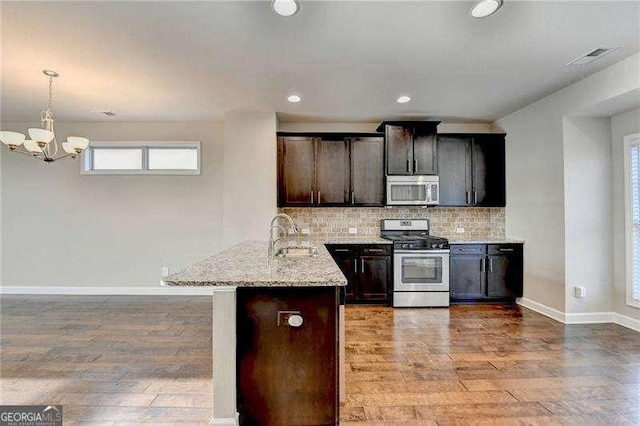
(517, 297, 567, 323)
(0, 285, 214, 296)
(614, 312, 640, 332)
(517, 297, 640, 333)
(565, 311, 615, 324)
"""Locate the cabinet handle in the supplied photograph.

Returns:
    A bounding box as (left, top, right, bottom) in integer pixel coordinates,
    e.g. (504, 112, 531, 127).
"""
(366, 249, 385, 253)
(474, 190, 478, 204)
(499, 248, 515, 252)
(480, 258, 485, 273)
(407, 159, 411, 173)
(414, 159, 418, 172)
(354, 261, 357, 274)
(351, 191, 355, 204)
(489, 257, 493, 272)
(318, 191, 321, 205)
(466, 191, 470, 205)
(335, 249, 349, 252)
(310, 190, 314, 204)
(361, 259, 365, 274)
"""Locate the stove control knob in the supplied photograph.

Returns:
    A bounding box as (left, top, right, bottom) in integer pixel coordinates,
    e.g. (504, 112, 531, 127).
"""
(431, 243, 438, 249)
(401, 244, 409, 249)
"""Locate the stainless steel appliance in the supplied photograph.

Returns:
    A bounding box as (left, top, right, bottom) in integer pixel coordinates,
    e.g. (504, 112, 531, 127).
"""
(380, 219, 450, 307)
(386, 175, 439, 206)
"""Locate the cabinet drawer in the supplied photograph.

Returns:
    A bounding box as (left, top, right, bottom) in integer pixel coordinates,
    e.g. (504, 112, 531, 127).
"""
(450, 244, 486, 255)
(360, 245, 392, 256)
(488, 244, 523, 256)
(326, 245, 358, 256)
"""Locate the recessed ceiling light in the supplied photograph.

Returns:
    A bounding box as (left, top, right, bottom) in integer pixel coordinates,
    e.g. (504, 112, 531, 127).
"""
(470, 0, 503, 18)
(272, 0, 299, 17)
(287, 95, 301, 103)
(397, 96, 412, 104)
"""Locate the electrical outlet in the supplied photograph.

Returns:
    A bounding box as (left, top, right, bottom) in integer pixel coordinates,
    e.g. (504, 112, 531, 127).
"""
(162, 266, 169, 277)
(574, 286, 587, 298)
(348, 227, 358, 234)
(301, 228, 310, 235)
(456, 227, 465, 234)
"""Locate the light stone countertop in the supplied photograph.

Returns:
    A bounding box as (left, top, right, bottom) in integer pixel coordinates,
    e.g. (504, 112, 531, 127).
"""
(163, 241, 347, 287)
(321, 236, 392, 245)
(447, 238, 525, 244)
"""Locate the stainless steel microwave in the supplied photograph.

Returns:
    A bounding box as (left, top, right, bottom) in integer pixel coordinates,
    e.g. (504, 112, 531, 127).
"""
(386, 175, 440, 206)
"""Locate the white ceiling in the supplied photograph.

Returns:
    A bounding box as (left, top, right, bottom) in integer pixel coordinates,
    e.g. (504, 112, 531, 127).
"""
(1, 1, 639, 123)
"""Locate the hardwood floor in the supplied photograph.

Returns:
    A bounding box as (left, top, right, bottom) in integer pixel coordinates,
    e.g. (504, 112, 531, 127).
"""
(1, 296, 639, 425)
(343, 304, 640, 425)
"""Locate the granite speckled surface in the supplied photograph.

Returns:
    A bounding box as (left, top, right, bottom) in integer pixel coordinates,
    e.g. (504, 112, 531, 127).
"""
(163, 241, 346, 287)
(322, 236, 392, 245)
(448, 238, 525, 244)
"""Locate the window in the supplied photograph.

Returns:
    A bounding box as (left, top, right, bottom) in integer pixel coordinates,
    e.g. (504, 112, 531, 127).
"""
(624, 133, 640, 308)
(82, 141, 200, 175)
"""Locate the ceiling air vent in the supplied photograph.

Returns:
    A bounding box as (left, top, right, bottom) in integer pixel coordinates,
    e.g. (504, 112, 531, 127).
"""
(567, 46, 619, 66)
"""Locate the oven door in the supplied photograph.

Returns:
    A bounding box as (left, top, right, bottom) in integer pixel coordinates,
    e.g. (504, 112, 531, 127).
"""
(393, 250, 449, 292)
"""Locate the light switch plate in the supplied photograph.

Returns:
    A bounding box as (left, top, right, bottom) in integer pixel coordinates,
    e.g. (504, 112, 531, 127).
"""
(301, 228, 310, 235)
(348, 227, 358, 234)
(456, 228, 465, 234)
(162, 266, 170, 277)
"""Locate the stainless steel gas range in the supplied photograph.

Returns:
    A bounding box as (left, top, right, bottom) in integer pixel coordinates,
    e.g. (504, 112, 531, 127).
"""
(380, 219, 450, 308)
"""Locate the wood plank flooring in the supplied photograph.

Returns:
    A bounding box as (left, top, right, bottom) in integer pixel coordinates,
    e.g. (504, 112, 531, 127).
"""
(1, 296, 640, 425)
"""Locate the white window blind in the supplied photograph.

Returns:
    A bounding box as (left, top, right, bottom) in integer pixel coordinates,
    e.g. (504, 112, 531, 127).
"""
(625, 135, 640, 308)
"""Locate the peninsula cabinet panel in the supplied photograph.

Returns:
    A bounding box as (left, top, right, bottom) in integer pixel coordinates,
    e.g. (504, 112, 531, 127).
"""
(350, 137, 385, 206)
(386, 125, 413, 175)
(236, 286, 338, 425)
(316, 138, 350, 205)
(437, 136, 472, 206)
(278, 136, 316, 206)
(332, 251, 359, 302)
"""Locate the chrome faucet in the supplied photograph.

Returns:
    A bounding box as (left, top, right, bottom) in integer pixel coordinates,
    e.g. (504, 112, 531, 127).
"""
(270, 214, 299, 234)
(268, 214, 299, 257)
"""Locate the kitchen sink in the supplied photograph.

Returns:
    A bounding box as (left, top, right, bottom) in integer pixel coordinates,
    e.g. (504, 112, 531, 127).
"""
(275, 246, 320, 258)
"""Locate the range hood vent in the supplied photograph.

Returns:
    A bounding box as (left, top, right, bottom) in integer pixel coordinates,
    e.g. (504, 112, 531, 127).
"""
(567, 46, 619, 66)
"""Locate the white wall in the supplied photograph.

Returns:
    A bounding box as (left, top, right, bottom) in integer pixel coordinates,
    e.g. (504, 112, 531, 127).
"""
(563, 117, 612, 314)
(612, 108, 640, 320)
(1, 121, 225, 287)
(222, 112, 277, 249)
(496, 53, 640, 314)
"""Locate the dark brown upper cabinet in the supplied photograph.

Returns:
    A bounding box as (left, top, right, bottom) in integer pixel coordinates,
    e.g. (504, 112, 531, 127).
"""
(437, 134, 506, 207)
(316, 138, 350, 205)
(350, 137, 384, 206)
(277, 133, 385, 207)
(278, 136, 316, 206)
(376, 121, 439, 176)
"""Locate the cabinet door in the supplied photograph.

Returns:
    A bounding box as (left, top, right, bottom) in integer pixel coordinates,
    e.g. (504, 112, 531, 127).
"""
(316, 139, 349, 205)
(386, 125, 413, 175)
(437, 136, 472, 206)
(486, 255, 510, 298)
(450, 255, 485, 300)
(412, 128, 437, 175)
(472, 135, 506, 207)
(359, 256, 391, 302)
(351, 137, 384, 206)
(279, 137, 315, 206)
(332, 253, 359, 302)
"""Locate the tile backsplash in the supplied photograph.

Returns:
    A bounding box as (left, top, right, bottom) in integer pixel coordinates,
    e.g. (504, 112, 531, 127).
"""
(279, 207, 505, 240)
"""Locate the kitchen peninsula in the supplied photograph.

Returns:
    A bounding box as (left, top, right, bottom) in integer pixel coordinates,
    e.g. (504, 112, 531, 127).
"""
(163, 241, 346, 426)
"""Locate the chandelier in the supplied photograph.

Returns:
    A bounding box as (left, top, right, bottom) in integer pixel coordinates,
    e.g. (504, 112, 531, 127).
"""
(0, 70, 90, 163)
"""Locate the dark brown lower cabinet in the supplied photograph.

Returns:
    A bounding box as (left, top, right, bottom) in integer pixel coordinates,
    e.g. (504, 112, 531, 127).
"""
(236, 286, 338, 426)
(450, 244, 523, 302)
(326, 244, 391, 304)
